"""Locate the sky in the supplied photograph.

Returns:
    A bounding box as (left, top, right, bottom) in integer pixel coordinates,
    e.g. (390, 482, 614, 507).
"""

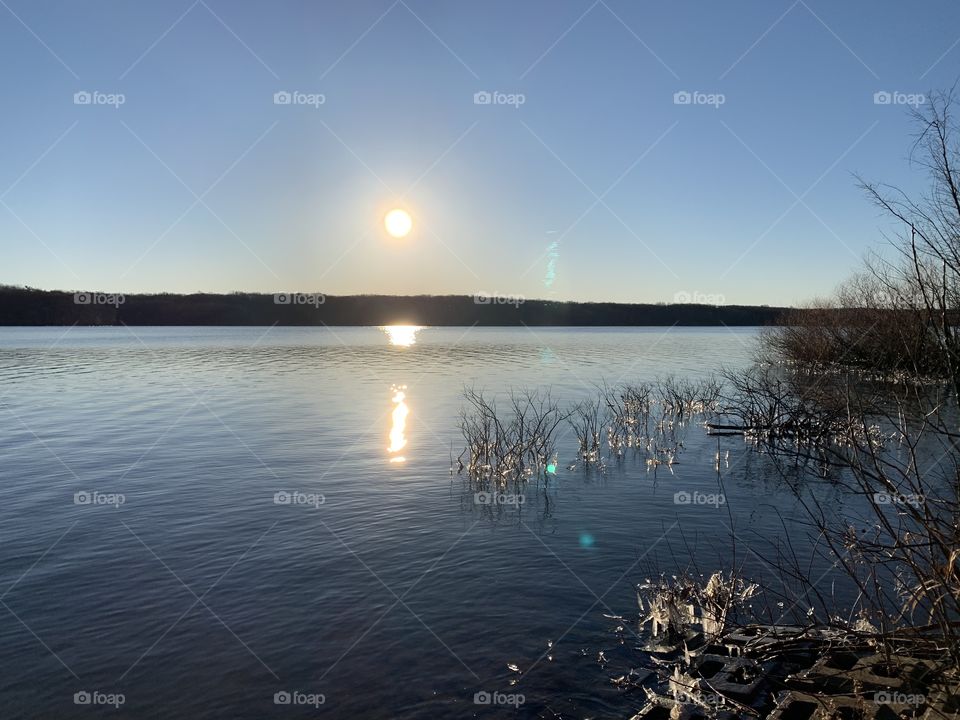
(1, 0, 959, 306)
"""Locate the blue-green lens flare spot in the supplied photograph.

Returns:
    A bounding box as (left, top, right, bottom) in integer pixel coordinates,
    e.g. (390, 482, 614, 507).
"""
(579, 533, 595, 549)
(546, 463, 557, 474)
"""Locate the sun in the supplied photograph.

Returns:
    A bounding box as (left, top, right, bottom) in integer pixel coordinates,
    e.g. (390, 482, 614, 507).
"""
(384, 208, 413, 238)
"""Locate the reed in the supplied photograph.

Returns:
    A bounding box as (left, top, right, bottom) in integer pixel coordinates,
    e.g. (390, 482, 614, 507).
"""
(457, 387, 568, 484)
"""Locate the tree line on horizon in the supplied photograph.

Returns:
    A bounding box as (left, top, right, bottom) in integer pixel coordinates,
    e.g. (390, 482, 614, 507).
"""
(0, 287, 791, 326)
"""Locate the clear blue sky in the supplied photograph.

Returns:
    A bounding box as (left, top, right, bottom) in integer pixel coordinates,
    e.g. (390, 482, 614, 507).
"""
(2, 0, 958, 305)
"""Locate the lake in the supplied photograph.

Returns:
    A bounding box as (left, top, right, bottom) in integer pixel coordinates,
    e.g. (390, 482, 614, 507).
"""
(0, 326, 837, 718)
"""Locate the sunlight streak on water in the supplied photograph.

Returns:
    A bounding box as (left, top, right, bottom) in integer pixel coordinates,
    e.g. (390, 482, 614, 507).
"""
(388, 385, 409, 462)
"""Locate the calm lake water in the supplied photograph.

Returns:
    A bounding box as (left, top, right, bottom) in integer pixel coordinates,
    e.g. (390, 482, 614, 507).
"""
(0, 327, 840, 719)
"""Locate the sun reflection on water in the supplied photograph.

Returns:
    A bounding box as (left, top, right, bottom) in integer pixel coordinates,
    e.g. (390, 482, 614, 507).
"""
(387, 385, 409, 463)
(381, 325, 424, 347)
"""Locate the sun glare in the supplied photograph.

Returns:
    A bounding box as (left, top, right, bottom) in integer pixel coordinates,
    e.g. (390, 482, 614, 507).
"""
(384, 208, 413, 238)
(381, 325, 423, 347)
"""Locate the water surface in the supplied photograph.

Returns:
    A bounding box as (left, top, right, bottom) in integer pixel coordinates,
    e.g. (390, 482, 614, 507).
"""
(0, 326, 827, 718)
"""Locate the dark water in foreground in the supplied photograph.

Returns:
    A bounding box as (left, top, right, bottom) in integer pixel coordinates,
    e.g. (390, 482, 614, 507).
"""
(0, 327, 842, 719)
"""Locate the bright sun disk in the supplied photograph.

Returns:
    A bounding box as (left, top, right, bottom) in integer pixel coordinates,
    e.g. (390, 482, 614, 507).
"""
(384, 208, 413, 238)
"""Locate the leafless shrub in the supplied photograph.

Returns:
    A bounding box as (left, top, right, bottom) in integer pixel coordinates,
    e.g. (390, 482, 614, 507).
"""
(570, 396, 604, 464)
(712, 366, 887, 454)
(737, 92, 960, 665)
(765, 90, 960, 395)
(602, 382, 654, 456)
(657, 375, 723, 421)
(458, 387, 568, 483)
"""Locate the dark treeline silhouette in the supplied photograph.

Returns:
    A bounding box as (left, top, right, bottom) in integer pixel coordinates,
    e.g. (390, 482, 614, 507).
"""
(0, 286, 790, 326)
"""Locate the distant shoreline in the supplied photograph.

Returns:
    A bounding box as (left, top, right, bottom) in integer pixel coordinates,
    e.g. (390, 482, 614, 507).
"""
(0, 287, 790, 327)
